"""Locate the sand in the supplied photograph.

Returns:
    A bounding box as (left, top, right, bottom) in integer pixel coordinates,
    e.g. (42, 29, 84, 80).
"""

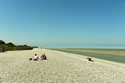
(0, 48, 125, 83)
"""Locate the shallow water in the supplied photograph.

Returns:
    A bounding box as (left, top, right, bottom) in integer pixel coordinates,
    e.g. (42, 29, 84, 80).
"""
(52, 49, 125, 63)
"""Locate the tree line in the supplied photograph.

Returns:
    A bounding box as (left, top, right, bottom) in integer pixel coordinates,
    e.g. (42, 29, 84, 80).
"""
(0, 40, 34, 52)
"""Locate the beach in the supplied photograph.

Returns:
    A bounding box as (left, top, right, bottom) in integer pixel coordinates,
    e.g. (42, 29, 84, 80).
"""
(0, 48, 125, 83)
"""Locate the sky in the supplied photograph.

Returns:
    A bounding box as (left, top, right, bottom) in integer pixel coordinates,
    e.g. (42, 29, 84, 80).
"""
(0, 0, 125, 48)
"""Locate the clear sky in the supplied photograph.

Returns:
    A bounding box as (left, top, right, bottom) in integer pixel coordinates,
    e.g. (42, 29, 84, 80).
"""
(0, 0, 125, 48)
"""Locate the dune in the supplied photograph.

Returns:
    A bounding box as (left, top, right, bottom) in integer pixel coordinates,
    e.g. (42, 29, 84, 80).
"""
(0, 48, 125, 83)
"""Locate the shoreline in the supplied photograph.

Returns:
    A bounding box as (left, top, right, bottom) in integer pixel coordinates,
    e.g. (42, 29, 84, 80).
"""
(50, 49, 125, 68)
(50, 48, 125, 63)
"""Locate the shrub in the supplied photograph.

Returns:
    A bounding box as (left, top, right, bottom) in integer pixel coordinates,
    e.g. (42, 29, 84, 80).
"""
(15, 45, 33, 50)
(0, 40, 33, 52)
(6, 42, 16, 47)
(0, 40, 6, 45)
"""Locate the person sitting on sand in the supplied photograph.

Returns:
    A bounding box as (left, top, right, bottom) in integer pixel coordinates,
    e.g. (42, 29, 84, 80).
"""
(33, 54, 39, 61)
(40, 50, 47, 60)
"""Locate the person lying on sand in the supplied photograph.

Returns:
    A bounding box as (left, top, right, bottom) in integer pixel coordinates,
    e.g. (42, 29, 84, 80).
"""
(87, 57, 94, 62)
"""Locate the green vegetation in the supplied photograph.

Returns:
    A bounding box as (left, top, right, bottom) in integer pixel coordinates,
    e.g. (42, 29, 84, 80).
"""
(0, 40, 33, 52)
(51, 48, 125, 63)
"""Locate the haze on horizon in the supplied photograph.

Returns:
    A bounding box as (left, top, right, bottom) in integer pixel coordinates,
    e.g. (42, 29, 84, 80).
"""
(0, 0, 125, 48)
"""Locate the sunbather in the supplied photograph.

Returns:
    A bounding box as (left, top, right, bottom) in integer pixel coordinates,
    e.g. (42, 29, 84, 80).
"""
(33, 54, 39, 61)
(40, 53, 47, 60)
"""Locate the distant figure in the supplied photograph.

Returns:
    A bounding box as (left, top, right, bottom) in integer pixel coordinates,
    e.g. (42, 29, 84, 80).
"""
(87, 57, 94, 62)
(33, 54, 39, 61)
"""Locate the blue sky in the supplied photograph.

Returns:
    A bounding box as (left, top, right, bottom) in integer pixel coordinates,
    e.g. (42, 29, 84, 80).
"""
(0, 0, 125, 48)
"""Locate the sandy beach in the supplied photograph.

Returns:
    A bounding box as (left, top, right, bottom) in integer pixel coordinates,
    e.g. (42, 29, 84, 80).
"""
(0, 48, 125, 83)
